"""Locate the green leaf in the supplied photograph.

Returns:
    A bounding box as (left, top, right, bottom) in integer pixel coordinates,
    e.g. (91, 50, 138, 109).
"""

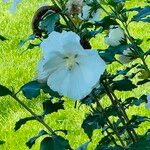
(123, 95, 147, 109)
(18, 34, 36, 49)
(26, 43, 39, 50)
(0, 84, 12, 97)
(40, 83, 60, 98)
(137, 79, 150, 85)
(99, 44, 129, 64)
(14, 116, 42, 131)
(95, 16, 118, 30)
(82, 111, 106, 139)
(42, 99, 64, 116)
(105, 105, 118, 117)
(112, 78, 137, 91)
(40, 136, 71, 150)
(127, 134, 150, 150)
(21, 80, 61, 99)
(0, 140, 5, 145)
(40, 12, 60, 35)
(95, 135, 112, 150)
(0, 34, 7, 41)
(132, 6, 150, 22)
(103, 0, 125, 8)
(26, 130, 48, 149)
(77, 141, 90, 150)
(127, 115, 150, 130)
(21, 81, 41, 99)
(144, 49, 150, 57)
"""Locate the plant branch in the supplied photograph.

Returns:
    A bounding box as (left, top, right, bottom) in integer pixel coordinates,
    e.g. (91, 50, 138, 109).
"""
(95, 101, 126, 147)
(10, 93, 55, 135)
(101, 79, 137, 143)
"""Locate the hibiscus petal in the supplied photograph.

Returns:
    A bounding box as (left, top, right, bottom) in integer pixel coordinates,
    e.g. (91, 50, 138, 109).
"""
(40, 32, 63, 59)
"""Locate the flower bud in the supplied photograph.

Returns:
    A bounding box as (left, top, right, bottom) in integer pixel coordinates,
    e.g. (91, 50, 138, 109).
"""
(104, 25, 125, 47)
(66, 0, 83, 15)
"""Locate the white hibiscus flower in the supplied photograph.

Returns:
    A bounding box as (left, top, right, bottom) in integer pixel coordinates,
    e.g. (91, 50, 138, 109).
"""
(146, 95, 150, 109)
(79, 5, 101, 21)
(37, 31, 106, 100)
(104, 25, 125, 47)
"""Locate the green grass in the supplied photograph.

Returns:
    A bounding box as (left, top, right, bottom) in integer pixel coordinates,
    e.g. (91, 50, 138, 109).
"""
(0, 0, 150, 149)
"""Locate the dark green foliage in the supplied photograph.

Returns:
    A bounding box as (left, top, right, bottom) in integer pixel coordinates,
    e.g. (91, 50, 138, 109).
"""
(99, 45, 129, 64)
(132, 6, 150, 22)
(77, 141, 90, 150)
(112, 78, 137, 91)
(95, 16, 118, 30)
(42, 99, 64, 116)
(137, 79, 150, 85)
(82, 111, 107, 139)
(123, 95, 147, 109)
(26, 130, 48, 149)
(144, 49, 150, 57)
(40, 12, 60, 35)
(95, 135, 124, 150)
(26, 43, 39, 50)
(0, 35, 7, 41)
(14, 116, 43, 131)
(20, 80, 60, 99)
(0, 84, 12, 97)
(0, 140, 5, 145)
(18, 34, 36, 49)
(127, 115, 150, 130)
(127, 134, 150, 150)
(40, 136, 72, 150)
(21, 81, 41, 99)
(105, 105, 118, 117)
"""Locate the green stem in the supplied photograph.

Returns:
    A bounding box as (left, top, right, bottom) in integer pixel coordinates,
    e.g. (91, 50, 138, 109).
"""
(101, 80, 136, 143)
(120, 17, 150, 76)
(110, 91, 138, 140)
(10, 93, 55, 135)
(95, 101, 126, 147)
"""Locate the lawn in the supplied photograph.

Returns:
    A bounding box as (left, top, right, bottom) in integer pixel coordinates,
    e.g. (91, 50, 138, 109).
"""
(0, 0, 150, 149)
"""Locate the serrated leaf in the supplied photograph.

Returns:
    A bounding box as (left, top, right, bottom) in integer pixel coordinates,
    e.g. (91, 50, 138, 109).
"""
(42, 100, 64, 116)
(76, 141, 90, 150)
(95, 16, 118, 30)
(40, 136, 71, 150)
(0, 34, 7, 41)
(112, 78, 137, 91)
(116, 63, 138, 76)
(14, 116, 42, 131)
(127, 115, 150, 130)
(82, 111, 106, 139)
(132, 6, 150, 22)
(26, 130, 48, 149)
(123, 95, 147, 109)
(0, 84, 12, 97)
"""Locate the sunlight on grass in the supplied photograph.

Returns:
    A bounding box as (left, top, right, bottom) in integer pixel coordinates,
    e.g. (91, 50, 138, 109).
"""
(0, 0, 150, 149)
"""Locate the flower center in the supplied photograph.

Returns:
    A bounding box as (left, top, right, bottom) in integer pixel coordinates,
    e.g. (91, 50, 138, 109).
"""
(64, 54, 78, 70)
